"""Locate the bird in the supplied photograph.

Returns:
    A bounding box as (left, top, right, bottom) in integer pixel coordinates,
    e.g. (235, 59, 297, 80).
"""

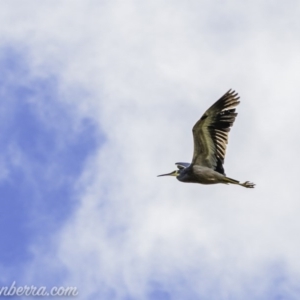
(158, 89, 255, 188)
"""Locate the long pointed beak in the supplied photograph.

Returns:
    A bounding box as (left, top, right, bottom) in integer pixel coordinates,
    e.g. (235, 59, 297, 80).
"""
(157, 170, 177, 177)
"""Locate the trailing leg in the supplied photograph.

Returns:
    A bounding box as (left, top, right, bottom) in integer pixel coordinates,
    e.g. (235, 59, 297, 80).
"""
(224, 176, 255, 188)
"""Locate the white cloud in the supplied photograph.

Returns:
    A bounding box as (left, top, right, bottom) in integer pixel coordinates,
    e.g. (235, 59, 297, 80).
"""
(1, 0, 300, 299)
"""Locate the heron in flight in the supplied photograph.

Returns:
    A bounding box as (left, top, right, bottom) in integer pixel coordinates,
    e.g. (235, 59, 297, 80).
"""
(158, 90, 255, 188)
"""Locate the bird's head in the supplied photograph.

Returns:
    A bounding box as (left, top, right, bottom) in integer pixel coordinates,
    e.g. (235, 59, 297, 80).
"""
(157, 163, 190, 179)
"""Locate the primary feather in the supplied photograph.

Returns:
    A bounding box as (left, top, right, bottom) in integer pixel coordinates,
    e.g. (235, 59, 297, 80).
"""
(191, 89, 240, 175)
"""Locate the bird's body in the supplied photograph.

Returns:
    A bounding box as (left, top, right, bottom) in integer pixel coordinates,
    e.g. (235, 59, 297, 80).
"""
(176, 165, 231, 184)
(158, 90, 255, 188)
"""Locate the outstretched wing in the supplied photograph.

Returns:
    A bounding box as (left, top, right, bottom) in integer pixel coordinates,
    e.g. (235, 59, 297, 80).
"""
(191, 89, 240, 175)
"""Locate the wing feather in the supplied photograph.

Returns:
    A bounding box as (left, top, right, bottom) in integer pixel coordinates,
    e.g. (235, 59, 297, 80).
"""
(191, 89, 240, 175)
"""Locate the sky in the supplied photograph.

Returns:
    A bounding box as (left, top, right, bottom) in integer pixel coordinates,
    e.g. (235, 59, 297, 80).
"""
(1, 1, 300, 299)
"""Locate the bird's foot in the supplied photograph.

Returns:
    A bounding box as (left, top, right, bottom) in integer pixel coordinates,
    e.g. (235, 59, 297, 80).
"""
(241, 181, 255, 188)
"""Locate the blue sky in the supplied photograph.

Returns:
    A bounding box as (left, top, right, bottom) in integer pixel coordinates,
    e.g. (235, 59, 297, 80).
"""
(0, 48, 100, 290)
(1, 1, 300, 300)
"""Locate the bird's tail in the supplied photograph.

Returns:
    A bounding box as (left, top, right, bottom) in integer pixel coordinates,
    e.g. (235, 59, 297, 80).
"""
(224, 176, 255, 188)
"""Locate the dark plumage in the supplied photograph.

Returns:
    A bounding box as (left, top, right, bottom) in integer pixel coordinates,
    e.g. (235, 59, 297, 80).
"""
(158, 90, 255, 188)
